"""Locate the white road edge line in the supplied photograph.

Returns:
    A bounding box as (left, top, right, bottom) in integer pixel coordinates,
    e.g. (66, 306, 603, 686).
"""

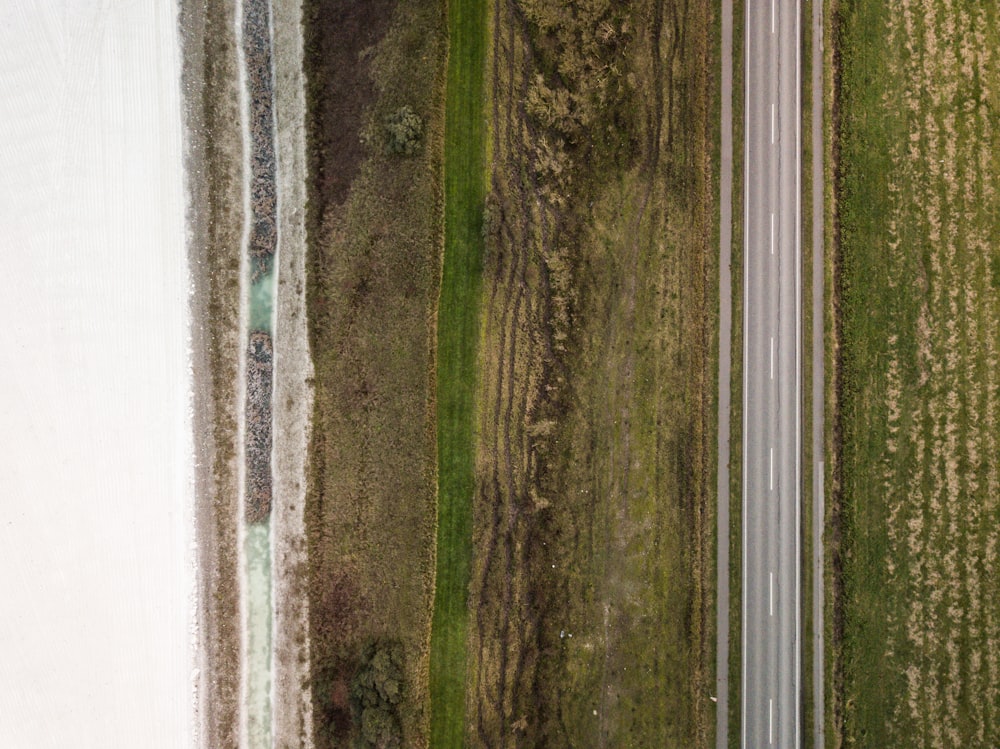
(772, 0, 776, 33)
(769, 698, 773, 744)
(741, 0, 750, 744)
(795, 0, 803, 745)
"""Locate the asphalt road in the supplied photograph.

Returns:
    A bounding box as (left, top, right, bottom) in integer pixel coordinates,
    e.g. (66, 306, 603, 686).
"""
(742, 0, 801, 746)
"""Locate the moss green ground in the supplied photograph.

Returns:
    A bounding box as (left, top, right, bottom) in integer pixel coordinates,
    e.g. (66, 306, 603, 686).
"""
(428, 0, 488, 744)
(836, 1, 1000, 745)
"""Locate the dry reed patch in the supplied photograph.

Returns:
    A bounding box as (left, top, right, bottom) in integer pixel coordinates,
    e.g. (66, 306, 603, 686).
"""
(179, 0, 245, 742)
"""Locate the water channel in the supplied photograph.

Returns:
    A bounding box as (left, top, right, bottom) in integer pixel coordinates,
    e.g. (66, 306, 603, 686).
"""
(239, 0, 277, 745)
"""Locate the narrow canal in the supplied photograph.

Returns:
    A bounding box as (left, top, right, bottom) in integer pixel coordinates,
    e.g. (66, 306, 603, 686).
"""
(239, 0, 278, 745)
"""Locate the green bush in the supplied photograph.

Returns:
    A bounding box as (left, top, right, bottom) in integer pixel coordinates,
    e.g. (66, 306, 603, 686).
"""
(351, 641, 404, 747)
(360, 706, 400, 748)
(384, 105, 424, 156)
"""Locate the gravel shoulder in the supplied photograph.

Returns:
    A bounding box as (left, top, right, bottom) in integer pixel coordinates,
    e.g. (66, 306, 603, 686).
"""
(270, 0, 316, 744)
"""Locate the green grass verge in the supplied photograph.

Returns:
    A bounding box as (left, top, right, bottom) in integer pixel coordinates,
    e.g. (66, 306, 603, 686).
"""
(728, 2, 745, 745)
(428, 0, 488, 744)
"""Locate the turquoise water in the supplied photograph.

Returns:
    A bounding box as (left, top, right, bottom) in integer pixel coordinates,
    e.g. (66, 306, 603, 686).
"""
(249, 257, 274, 333)
(245, 266, 274, 749)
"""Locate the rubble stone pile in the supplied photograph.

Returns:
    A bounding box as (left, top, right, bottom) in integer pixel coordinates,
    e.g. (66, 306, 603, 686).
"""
(241, 0, 278, 525)
(245, 331, 273, 523)
(243, 0, 276, 262)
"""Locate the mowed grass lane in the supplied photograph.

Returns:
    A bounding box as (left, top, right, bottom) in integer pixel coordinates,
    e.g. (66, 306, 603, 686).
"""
(838, 0, 1000, 745)
(429, 0, 487, 744)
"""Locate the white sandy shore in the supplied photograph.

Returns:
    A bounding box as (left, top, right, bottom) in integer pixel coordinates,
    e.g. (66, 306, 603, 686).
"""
(0, 2, 195, 747)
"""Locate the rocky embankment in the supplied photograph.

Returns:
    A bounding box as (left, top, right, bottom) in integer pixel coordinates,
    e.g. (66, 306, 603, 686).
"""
(243, 0, 277, 525)
(245, 330, 273, 522)
(244, 0, 276, 263)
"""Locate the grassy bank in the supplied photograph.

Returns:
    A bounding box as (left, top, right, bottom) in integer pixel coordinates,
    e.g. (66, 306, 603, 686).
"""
(427, 0, 488, 745)
(836, 0, 1000, 744)
(302, 1, 447, 745)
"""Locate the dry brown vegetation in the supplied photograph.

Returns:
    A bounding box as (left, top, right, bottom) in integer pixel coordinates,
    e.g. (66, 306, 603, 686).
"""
(178, 0, 245, 743)
(836, 0, 1000, 745)
(302, 0, 446, 746)
(467, 0, 716, 744)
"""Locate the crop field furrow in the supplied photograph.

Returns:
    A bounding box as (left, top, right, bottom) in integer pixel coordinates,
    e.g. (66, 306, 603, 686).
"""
(837, 0, 1000, 743)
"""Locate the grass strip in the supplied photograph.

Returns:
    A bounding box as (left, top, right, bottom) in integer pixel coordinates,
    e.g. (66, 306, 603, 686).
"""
(428, 0, 488, 744)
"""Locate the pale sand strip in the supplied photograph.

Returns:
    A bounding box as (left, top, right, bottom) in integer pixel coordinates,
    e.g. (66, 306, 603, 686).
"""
(180, 0, 245, 743)
(270, 0, 315, 744)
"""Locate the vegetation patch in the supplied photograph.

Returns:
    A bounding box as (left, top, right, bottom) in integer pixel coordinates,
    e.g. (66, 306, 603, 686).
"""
(302, 0, 447, 745)
(351, 641, 406, 748)
(835, 0, 1000, 744)
(464, 0, 717, 744)
(178, 0, 245, 742)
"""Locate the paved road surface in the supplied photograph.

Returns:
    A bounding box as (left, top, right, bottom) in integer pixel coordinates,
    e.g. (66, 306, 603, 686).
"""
(742, 0, 801, 746)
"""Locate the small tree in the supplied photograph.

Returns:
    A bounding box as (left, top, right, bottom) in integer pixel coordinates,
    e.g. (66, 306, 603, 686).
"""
(361, 706, 401, 748)
(384, 105, 424, 156)
(351, 641, 405, 747)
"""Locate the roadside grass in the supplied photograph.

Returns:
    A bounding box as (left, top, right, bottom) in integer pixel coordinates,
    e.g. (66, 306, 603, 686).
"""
(427, 0, 488, 744)
(823, 1, 840, 744)
(302, 1, 446, 745)
(728, 2, 745, 745)
(836, 0, 1000, 745)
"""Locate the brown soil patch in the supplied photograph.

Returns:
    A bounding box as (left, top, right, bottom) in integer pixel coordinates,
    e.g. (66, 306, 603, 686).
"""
(303, 0, 397, 218)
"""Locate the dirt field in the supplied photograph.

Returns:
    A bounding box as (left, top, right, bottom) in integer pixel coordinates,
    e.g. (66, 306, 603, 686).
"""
(835, 1, 1000, 745)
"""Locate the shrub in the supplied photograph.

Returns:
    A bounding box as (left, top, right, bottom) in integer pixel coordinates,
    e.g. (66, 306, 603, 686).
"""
(351, 641, 405, 747)
(384, 105, 424, 156)
(360, 705, 401, 748)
